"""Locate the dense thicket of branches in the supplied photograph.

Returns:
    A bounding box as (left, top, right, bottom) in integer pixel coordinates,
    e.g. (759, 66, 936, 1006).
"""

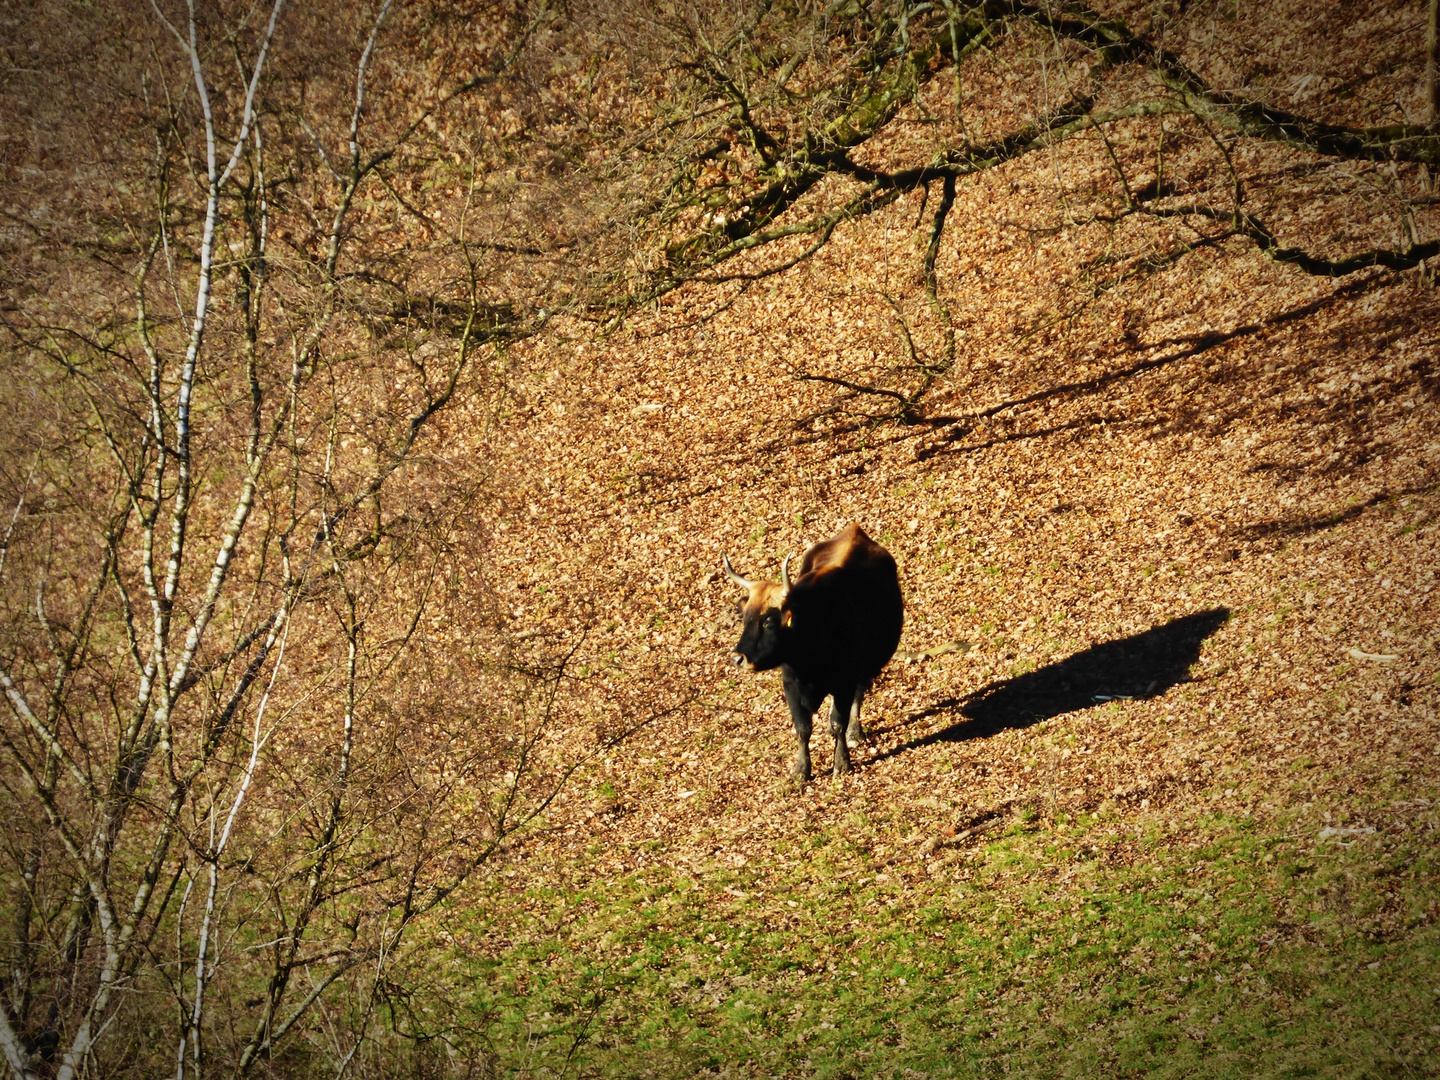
(586, 0, 1440, 420)
(0, 2, 647, 1076)
(1, 0, 1436, 1075)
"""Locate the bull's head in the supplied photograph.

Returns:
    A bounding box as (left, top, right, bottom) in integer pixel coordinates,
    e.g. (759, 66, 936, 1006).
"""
(722, 553, 793, 672)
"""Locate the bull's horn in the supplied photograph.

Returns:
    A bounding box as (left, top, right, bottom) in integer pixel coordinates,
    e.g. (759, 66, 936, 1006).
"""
(780, 555, 792, 593)
(721, 553, 753, 589)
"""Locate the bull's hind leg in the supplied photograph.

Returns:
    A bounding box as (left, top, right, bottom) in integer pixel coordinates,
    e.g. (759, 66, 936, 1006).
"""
(828, 689, 856, 776)
(846, 681, 870, 748)
(782, 671, 818, 782)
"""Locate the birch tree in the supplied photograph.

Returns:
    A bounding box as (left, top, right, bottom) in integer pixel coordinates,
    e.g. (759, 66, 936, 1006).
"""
(0, 0, 617, 1074)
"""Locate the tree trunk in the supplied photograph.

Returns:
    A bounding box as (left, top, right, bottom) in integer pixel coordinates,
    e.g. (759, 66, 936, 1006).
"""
(1428, 0, 1439, 132)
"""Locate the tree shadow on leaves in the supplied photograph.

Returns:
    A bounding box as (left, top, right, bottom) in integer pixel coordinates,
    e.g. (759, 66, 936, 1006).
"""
(874, 608, 1230, 760)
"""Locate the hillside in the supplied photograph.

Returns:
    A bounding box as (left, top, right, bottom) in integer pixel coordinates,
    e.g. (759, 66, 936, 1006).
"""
(1, 0, 1438, 1076)
(456, 153, 1440, 1079)
(434, 2, 1440, 1073)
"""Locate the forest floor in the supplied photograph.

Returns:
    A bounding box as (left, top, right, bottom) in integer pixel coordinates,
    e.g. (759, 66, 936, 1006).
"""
(423, 149, 1440, 1077)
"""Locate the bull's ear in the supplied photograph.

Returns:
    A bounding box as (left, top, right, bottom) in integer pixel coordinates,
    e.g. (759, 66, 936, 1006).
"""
(781, 609, 793, 627)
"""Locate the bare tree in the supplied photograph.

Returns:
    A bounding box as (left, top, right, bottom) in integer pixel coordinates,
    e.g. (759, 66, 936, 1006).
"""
(1429, 0, 1440, 130)
(1426, 0, 1440, 196)
(0, 0, 685, 1075)
(585, 0, 1440, 420)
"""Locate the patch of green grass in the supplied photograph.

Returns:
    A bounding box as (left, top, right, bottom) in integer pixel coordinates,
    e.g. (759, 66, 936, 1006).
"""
(452, 785, 1440, 1077)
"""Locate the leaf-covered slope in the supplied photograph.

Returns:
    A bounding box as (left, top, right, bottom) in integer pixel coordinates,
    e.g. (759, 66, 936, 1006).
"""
(430, 4, 1440, 1070)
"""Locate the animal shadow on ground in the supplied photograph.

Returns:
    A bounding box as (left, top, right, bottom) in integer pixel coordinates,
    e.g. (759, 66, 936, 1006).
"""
(876, 608, 1230, 759)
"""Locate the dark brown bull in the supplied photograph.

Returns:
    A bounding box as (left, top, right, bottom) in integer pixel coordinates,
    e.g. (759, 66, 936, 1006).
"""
(723, 523, 904, 780)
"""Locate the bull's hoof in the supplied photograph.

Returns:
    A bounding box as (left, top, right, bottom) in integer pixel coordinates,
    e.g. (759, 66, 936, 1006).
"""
(792, 762, 812, 782)
(846, 720, 866, 748)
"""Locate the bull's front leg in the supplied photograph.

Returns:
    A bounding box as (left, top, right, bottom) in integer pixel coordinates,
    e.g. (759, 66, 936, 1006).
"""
(782, 670, 817, 781)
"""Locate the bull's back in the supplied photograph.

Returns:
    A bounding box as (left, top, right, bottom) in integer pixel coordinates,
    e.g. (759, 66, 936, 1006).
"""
(791, 525, 903, 685)
(845, 544, 904, 679)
